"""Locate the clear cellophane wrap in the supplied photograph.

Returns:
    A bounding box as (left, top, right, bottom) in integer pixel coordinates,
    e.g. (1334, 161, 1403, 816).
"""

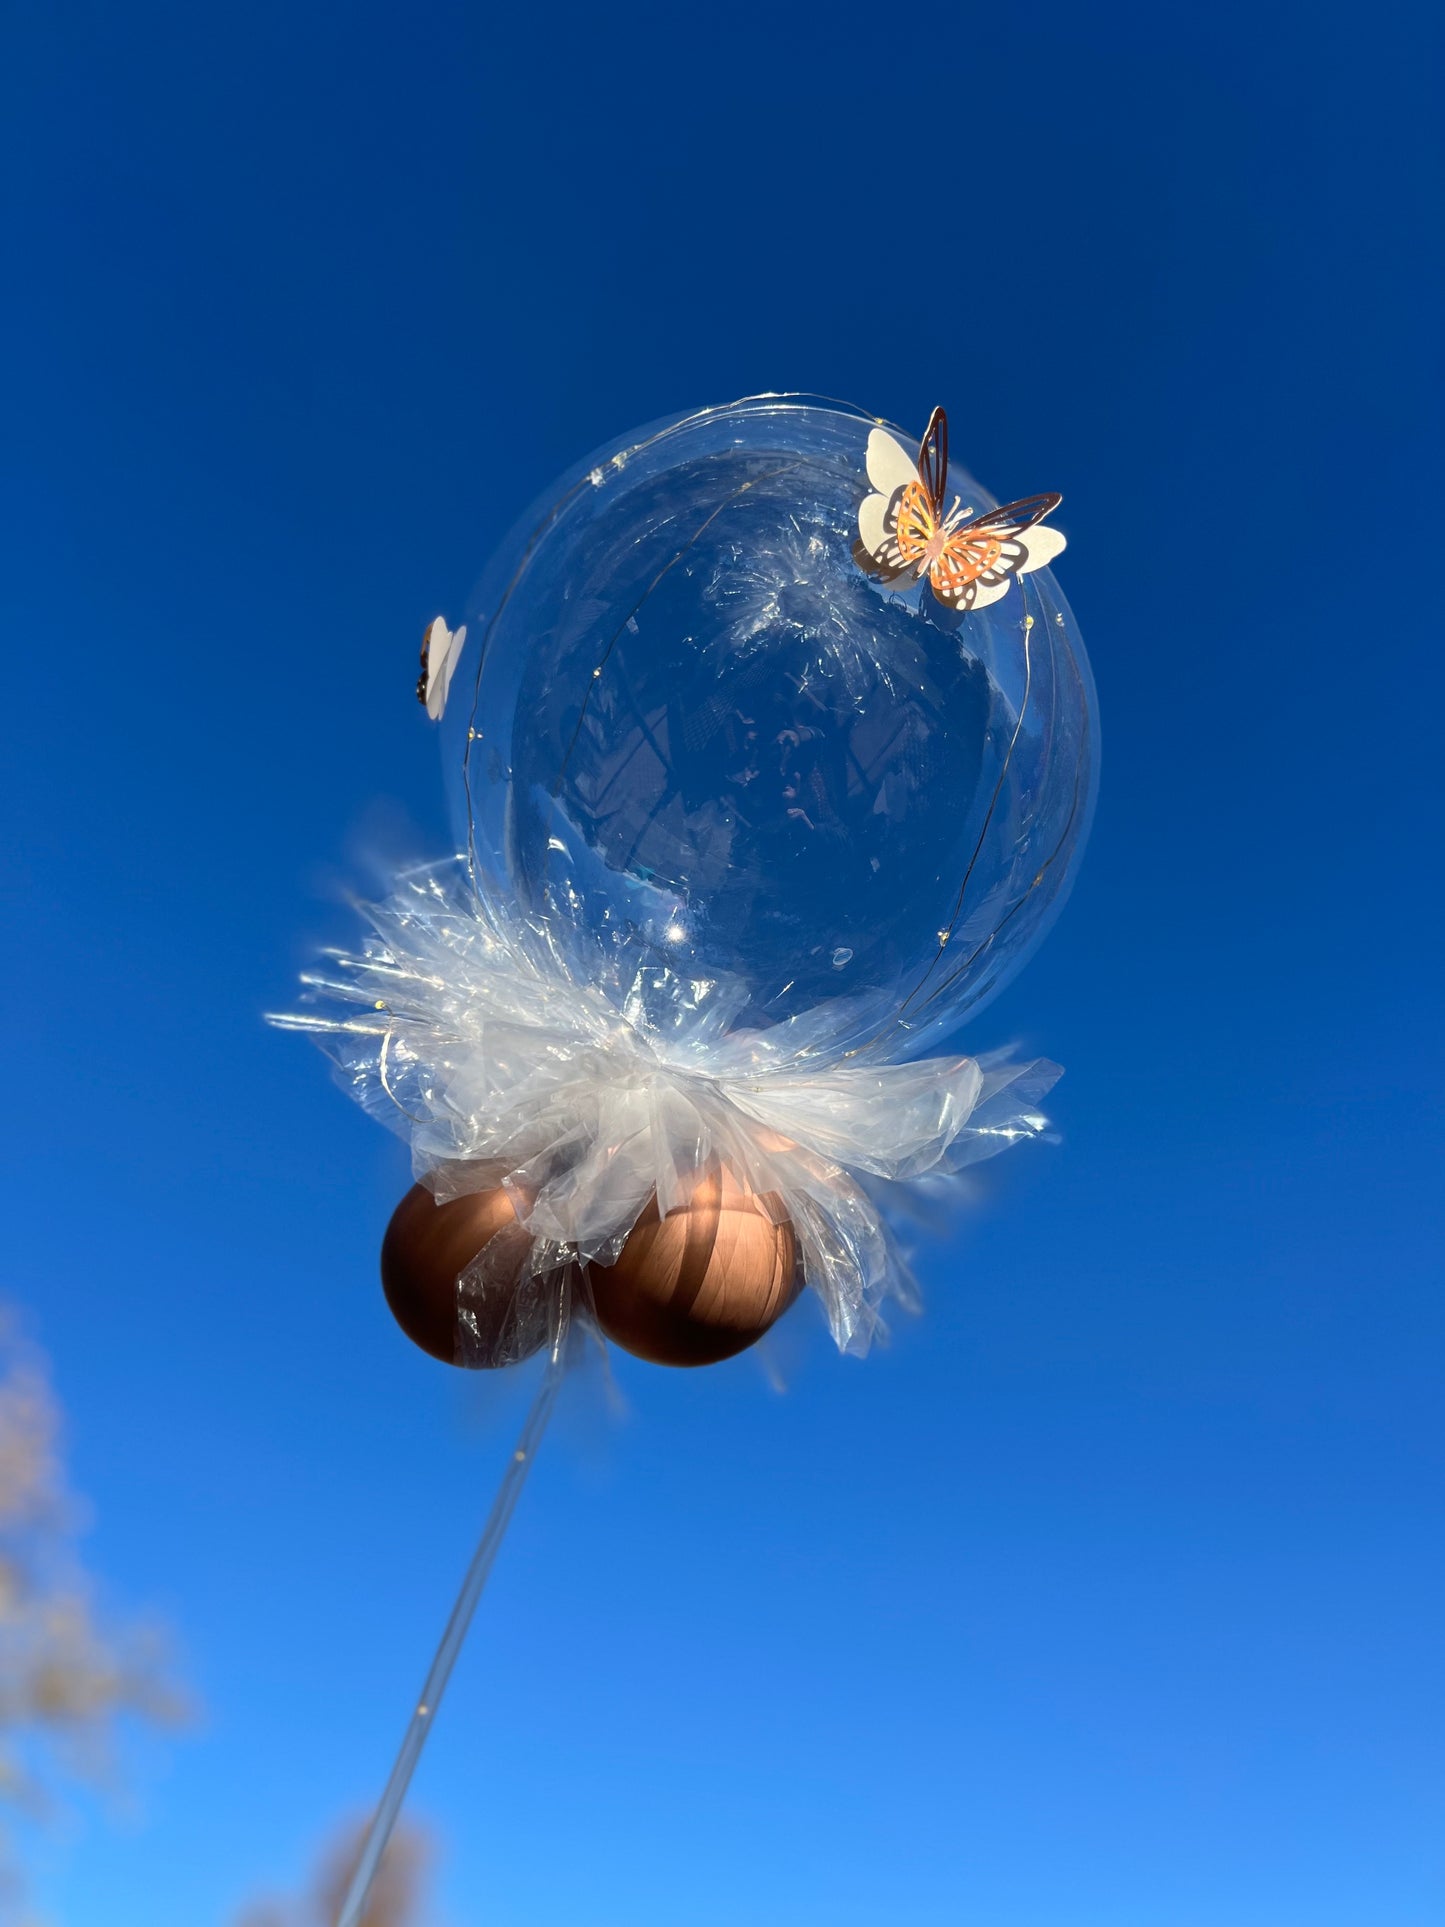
(275, 864, 1060, 1360)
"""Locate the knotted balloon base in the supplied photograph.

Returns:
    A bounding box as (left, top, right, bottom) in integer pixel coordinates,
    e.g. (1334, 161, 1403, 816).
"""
(381, 1169, 801, 1370)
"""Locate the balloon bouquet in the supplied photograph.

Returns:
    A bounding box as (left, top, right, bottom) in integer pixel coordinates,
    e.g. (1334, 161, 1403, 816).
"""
(275, 394, 1096, 1923)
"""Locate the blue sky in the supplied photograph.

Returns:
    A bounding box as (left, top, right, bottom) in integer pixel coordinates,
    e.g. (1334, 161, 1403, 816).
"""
(2, 1, 1442, 1922)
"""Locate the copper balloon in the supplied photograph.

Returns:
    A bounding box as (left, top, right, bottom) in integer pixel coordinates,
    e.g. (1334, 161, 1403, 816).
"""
(380, 1183, 540, 1368)
(587, 1168, 800, 1367)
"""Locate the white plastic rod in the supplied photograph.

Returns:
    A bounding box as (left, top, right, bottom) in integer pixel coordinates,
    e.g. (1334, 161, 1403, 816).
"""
(335, 1318, 569, 1927)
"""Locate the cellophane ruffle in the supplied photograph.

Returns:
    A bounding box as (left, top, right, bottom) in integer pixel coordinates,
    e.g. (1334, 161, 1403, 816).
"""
(272, 865, 1060, 1357)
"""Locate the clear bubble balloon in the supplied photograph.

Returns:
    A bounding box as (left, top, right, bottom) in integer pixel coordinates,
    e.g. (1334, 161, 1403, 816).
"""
(443, 396, 1097, 1061)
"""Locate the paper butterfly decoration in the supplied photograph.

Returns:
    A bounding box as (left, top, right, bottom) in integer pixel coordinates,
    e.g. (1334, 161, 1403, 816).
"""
(854, 407, 1066, 611)
(416, 616, 467, 721)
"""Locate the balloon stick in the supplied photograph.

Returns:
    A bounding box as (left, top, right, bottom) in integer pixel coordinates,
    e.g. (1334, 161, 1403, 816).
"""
(335, 1297, 570, 1927)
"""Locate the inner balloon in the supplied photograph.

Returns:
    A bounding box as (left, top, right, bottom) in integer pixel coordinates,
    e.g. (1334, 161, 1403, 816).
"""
(506, 459, 1002, 1023)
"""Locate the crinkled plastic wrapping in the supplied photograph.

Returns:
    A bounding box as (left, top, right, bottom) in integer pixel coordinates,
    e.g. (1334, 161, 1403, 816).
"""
(275, 865, 1060, 1356)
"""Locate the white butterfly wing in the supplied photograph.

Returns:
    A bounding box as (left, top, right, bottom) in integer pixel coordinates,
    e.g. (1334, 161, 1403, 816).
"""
(1017, 524, 1067, 574)
(964, 577, 1013, 611)
(865, 428, 919, 499)
(434, 621, 466, 717)
(857, 491, 892, 557)
(857, 428, 923, 585)
(424, 619, 467, 720)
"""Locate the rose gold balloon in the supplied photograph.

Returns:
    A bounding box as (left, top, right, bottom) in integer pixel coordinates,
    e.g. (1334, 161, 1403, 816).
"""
(380, 1183, 539, 1368)
(587, 1168, 800, 1367)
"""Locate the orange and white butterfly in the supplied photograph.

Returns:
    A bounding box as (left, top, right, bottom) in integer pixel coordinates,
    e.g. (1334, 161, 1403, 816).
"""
(416, 615, 467, 720)
(854, 406, 1066, 611)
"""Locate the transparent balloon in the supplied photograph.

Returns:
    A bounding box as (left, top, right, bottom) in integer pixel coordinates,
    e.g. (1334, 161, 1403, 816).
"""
(443, 395, 1097, 1063)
